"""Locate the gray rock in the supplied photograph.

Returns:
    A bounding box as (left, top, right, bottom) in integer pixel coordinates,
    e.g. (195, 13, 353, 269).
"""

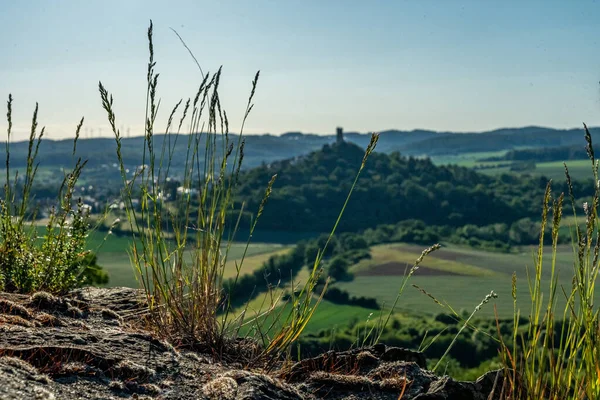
(0, 287, 504, 399)
(0, 356, 54, 400)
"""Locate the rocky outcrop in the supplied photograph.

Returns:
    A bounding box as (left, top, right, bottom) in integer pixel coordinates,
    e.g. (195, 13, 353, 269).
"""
(0, 287, 503, 399)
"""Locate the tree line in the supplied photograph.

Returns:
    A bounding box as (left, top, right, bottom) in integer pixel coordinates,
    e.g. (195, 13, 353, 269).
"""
(479, 144, 600, 163)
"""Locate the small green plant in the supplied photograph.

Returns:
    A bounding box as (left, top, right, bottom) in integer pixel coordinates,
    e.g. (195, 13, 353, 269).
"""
(499, 125, 600, 399)
(0, 96, 106, 294)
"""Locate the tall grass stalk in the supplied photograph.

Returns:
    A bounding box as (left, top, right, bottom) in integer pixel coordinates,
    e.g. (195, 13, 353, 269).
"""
(368, 243, 441, 345)
(262, 133, 379, 358)
(431, 290, 498, 372)
(499, 125, 600, 399)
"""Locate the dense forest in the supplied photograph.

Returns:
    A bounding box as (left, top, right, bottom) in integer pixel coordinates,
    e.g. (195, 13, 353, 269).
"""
(231, 141, 592, 233)
(400, 126, 600, 155)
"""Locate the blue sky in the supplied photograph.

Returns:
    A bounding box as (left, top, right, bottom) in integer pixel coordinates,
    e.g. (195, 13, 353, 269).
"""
(1, 0, 600, 140)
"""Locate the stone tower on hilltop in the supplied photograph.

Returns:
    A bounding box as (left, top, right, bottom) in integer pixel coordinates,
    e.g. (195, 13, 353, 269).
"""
(336, 127, 344, 144)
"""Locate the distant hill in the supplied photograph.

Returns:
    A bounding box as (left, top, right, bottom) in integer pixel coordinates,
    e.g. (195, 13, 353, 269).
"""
(399, 126, 600, 156)
(2, 126, 597, 173)
(0, 134, 328, 170)
(231, 141, 559, 233)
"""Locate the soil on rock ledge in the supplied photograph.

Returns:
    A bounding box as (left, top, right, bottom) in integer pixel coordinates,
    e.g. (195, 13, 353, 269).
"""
(0, 287, 502, 399)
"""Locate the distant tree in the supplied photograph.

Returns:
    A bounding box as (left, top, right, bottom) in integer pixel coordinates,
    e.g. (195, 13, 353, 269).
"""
(328, 256, 353, 282)
(78, 252, 109, 286)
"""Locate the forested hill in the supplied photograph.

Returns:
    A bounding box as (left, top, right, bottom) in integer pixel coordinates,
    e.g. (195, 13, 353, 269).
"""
(400, 126, 600, 155)
(235, 141, 560, 233)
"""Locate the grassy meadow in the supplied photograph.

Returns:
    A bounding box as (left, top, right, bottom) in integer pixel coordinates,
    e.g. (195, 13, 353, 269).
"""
(475, 159, 593, 181)
(335, 241, 587, 318)
(255, 298, 377, 337)
(235, 264, 377, 337)
(431, 152, 594, 181)
(230, 238, 584, 332)
(31, 224, 293, 288)
(94, 233, 292, 288)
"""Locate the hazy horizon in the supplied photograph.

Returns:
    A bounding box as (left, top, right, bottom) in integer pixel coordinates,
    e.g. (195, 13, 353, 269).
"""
(3, 124, 599, 145)
(2, 0, 600, 141)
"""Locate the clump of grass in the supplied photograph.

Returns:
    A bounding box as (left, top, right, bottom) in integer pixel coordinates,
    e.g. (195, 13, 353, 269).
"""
(99, 20, 378, 362)
(499, 124, 600, 399)
(99, 20, 268, 350)
(0, 96, 105, 294)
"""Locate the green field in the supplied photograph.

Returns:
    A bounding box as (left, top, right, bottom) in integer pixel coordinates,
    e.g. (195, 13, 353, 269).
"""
(430, 152, 596, 182)
(533, 159, 594, 181)
(261, 299, 378, 337)
(80, 231, 291, 288)
(91, 224, 594, 322)
(235, 273, 378, 338)
(475, 159, 594, 181)
(335, 242, 590, 318)
(29, 218, 303, 291)
(229, 266, 378, 337)
(0, 166, 62, 183)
